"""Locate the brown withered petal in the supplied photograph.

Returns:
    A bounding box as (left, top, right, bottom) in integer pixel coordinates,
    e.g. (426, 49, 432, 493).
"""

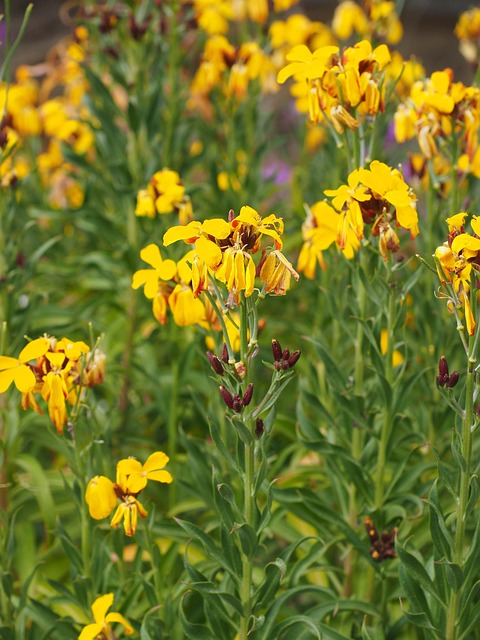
(232, 393, 243, 413)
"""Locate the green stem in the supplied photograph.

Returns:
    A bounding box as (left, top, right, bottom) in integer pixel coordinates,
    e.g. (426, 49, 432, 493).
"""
(374, 280, 395, 508)
(445, 330, 476, 640)
(239, 436, 254, 640)
(168, 353, 180, 509)
(343, 268, 367, 596)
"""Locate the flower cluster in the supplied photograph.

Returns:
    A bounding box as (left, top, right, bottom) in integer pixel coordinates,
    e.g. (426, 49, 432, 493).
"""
(163, 205, 299, 301)
(85, 452, 172, 537)
(277, 39, 391, 131)
(455, 7, 480, 67)
(0, 26, 92, 206)
(190, 35, 275, 105)
(190, 0, 301, 36)
(332, 0, 403, 45)
(135, 168, 193, 224)
(394, 69, 480, 177)
(434, 213, 480, 336)
(0, 336, 105, 434)
(298, 160, 418, 276)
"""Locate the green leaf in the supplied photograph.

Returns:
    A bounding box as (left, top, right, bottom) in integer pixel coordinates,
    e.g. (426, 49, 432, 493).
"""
(253, 558, 286, 613)
(451, 431, 466, 473)
(395, 542, 445, 608)
(272, 615, 321, 639)
(180, 595, 212, 640)
(427, 481, 453, 560)
(233, 522, 257, 558)
(458, 580, 480, 639)
(444, 562, 464, 592)
(175, 518, 236, 580)
(398, 564, 434, 626)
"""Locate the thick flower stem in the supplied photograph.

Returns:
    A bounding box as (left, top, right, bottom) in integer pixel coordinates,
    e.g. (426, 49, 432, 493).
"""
(445, 333, 476, 640)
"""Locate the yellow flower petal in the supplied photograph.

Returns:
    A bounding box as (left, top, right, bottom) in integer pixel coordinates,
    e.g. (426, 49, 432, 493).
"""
(143, 451, 169, 473)
(145, 470, 173, 484)
(78, 622, 104, 640)
(18, 337, 50, 363)
(0, 368, 16, 393)
(85, 476, 117, 520)
(91, 593, 114, 624)
(13, 365, 37, 393)
(105, 612, 134, 635)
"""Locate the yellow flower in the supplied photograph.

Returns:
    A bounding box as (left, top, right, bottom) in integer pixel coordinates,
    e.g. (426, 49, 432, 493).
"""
(117, 452, 173, 494)
(0, 338, 50, 394)
(85, 476, 117, 520)
(86, 452, 172, 536)
(132, 244, 177, 299)
(41, 352, 71, 434)
(78, 593, 133, 640)
(259, 250, 299, 295)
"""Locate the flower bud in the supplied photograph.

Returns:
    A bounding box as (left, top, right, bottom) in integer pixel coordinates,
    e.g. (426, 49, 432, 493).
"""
(232, 393, 243, 413)
(221, 342, 229, 363)
(219, 386, 234, 409)
(207, 351, 225, 375)
(446, 370, 460, 388)
(242, 383, 254, 406)
(272, 339, 283, 361)
(255, 418, 264, 438)
(282, 347, 290, 360)
(287, 350, 301, 368)
(439, 355, 449, 378)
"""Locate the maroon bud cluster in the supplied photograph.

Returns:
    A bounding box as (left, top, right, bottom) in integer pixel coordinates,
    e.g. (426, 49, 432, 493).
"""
(218, 383, 254, 412)
(365, 516, 397, 562)
(272, 339, 301, 371)
(436, 355, 459, 388)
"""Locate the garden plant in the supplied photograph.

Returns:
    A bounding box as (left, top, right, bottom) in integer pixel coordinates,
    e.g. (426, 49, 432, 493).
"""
(1, 0, 480, 638)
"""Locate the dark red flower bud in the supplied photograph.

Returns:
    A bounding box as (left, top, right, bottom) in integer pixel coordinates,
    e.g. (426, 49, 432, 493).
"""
(255, 419, 264, 438)
(282, 347, 290, 360)
(436, 375, 446, 387)
(272, 339, 282, 361)
(274, 361, 282, 371)
(446, 371, 460, 388)
(221, 342, 229, 363)
(287, 350, 301, 368)
(439, 355, 449, 378)
(232, 393, 243, 412)
(207, 351, 225, 375)
(242, 383, 254, 406)
(219, 386, 234, 409)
